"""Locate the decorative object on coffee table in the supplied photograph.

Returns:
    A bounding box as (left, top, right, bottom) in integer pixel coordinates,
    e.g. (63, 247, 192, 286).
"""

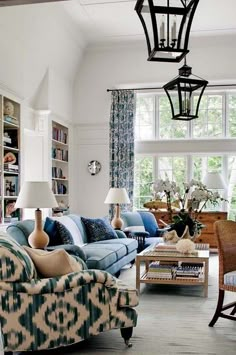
(15, 181, 58, 249)
(104, 187, 130, 229)
(176, 239, 195, 254)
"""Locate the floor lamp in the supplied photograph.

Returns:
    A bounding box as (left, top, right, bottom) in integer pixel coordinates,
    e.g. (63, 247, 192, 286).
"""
(15, 181, 58, 249)
(104, 187, 130, 229)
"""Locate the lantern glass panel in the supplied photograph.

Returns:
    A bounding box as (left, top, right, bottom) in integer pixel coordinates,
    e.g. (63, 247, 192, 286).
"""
(141, 2, 154, 51)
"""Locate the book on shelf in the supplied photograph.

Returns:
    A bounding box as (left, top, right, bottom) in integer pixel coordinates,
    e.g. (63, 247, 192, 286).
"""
(52, 180, 67, 194)
(146, 272, 172, 279)
(52, 127, 68, 144)
(52, 167, 65, 179)
(52, 147, 68, 161)
(4, 176, 19, 196)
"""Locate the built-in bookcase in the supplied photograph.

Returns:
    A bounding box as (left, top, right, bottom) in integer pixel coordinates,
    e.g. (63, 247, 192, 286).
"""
(0, 95, 21, 224)
(51, 120, 69, 215)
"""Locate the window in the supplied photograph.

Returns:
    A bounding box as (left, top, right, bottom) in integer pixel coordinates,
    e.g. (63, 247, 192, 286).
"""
(134, 154, 228, 210)
(134, 91, 236, 216)
(135, 92, 236, 140)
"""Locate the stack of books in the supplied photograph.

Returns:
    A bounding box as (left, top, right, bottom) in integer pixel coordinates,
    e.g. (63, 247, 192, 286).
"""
(4, 164, 19, 172)
(174, 262, 204, 280)
(146, 261, 173, 279)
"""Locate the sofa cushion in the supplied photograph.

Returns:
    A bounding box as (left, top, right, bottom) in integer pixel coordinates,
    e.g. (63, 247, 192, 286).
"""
(24, 247, 84, 277)
(95, 238, 138, 254)
(44, 217, 74, 246)
(0, 234, 36, 281)
(81, 217, 118, 242)
(82, 245, 117, 270)
(51, 216, 85, 246)
(91, 242, 127, 260)
(139, 211, 159, 238)
(122, 211, 144, 228)
(67, 214, 88, 244)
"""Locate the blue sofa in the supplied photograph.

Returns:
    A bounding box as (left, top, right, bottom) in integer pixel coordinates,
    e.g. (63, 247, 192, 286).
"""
(7, 214, 138, 276)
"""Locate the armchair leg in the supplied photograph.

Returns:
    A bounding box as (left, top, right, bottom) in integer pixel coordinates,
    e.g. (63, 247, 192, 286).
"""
(120, 327, 133, 347)
(230, 304, 236, 315)
(209, 289, 225, 327)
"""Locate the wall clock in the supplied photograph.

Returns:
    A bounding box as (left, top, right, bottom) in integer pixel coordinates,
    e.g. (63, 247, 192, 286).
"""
(88, 160, 101, 175)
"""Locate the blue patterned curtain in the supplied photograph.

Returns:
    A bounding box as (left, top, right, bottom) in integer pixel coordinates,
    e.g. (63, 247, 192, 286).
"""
(109, 90, 135, 210)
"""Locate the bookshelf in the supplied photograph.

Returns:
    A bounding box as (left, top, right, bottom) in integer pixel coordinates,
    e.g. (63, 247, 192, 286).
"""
(51, 120, 69, 216)
(0, 96, 21, 224)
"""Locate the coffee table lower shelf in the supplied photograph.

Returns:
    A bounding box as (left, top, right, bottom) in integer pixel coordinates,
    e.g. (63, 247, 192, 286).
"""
(140, 273, 206, 285)
(136, 245, 209, 297)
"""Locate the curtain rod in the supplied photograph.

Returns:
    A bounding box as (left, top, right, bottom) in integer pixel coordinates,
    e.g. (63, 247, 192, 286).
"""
(107, 84, 236, 92)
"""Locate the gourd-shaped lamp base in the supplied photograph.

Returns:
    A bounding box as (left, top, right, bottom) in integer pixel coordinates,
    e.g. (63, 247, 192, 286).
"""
(111, 204, 124, 230)
(28, 209, 49, 249)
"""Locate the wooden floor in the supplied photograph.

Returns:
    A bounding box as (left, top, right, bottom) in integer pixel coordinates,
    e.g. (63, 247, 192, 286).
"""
(2, 254, 236, 355)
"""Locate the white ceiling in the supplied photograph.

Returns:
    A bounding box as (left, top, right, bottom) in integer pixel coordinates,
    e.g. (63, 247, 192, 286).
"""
(60, 0, 236, 46)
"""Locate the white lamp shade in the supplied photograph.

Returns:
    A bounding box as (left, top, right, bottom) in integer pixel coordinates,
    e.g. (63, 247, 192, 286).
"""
(203, 172, 226, 189)
(15, 181, 58, 209)
(104, 188, 130, 204)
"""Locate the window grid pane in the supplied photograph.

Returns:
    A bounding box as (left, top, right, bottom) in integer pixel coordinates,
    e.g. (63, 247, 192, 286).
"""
(134, 156, 154, 210)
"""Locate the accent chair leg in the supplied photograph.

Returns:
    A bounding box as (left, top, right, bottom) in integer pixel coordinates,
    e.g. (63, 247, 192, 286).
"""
(230, 303, 236, 315)
(120, 327, 133, 347)
(209, 289, 225, 327)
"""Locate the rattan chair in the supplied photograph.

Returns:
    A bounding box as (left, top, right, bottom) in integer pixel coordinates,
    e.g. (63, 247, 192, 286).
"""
(209, 220, 236, 327)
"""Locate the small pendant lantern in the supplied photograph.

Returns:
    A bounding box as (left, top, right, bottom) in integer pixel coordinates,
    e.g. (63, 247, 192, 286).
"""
(135, 0, 199, 62)
(163, 60, 208, 120)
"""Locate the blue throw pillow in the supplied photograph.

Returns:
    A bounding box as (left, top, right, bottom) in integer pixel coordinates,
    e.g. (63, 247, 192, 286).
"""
(81, 217, 118, 243)
(54, 221, 74, 245)
(44, 217, 58, 246)
(44, 217, 74, 246)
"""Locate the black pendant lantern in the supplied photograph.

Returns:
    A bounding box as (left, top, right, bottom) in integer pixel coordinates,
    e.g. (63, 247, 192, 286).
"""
(135, 0, 199, 62)
(163, 62, 208, 120)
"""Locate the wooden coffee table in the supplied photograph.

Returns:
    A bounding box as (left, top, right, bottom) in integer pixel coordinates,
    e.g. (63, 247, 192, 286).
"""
(136, 244, 210, 297)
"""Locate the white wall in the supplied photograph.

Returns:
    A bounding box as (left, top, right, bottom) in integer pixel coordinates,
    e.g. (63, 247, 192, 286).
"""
(73, 34, 236, 217)
(0, 3, 86, 211)
(0, 4, 85, 120)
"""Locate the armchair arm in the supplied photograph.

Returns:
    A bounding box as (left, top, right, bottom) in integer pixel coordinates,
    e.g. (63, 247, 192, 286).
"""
(115, 230, 127, 239)
(0, 270, 116, 295)
(46, 244, 86, 261)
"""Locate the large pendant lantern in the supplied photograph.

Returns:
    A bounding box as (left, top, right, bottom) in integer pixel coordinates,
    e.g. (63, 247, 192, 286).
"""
(163, 62, 208, 121)
(135, 0, 199, 62)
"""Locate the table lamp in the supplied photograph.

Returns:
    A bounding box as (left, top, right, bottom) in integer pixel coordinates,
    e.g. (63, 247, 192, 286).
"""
(203, 172, 226, 190)
(15, 181, 58, 249)
(104, 187, 130, 229)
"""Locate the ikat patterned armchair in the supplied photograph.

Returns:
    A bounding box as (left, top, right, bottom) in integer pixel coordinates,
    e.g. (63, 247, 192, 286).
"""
(0, 234, 138, 354)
